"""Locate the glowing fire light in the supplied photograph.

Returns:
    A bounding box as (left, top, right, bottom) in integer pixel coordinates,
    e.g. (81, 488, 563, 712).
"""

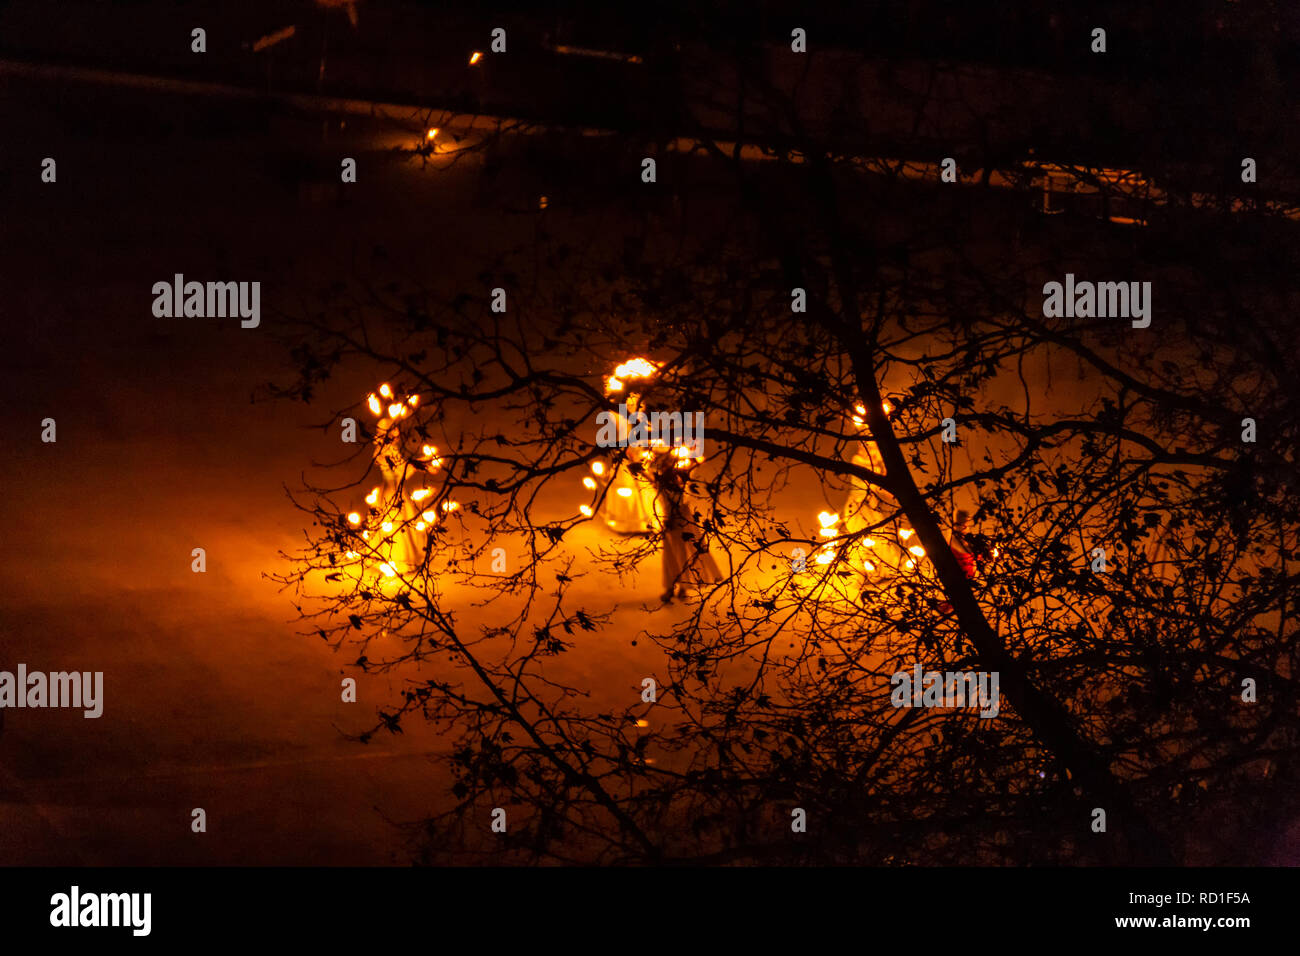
(579, 505, 594, 517)
(379, 563, 397, 578)
(411, 489, 432, 502)
(381, 521, 393, 533)
(582, 477, 597, 490)
(347, 512, 361, 525)
(426, 128, 439, 141)
(899, 528, 914, 541)
(421, 511, 436, 522)
(365, 487, 379, 506)
(605, 357, 661, 394)
(367, 394, 382, 415)
(379, 384, 393, 399)
(908, 545, 926, 557)
(851, 400, 893, 426)
(616, 487, 633, 497)
(469, 51, 482, 65)
(387, 403, 404, 419)
(592, 462, 605, 476)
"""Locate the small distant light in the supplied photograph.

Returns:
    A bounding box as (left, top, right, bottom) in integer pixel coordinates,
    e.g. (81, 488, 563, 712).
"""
(422, 444, 437, 458)
(469, 51, 482, 65)
(347, 512, 361, 525)
(426, 128, 439, 141)
(591, 462, 605, 476)
(583, 477, 597, 490)
(579, 505, 594, 517)
(412, 489, 432, 502)
(379, 384, 393, 398)
(379, 563, 396, 578)
(381, 521, 393, 533)
(387, 403, 403, 418)
(904, 559, 915, 570)
(407, 394, 419, 407)
(443, 501, 459, 512)
(367, 394, 382, 415)
(539, 196, 548, 209)
(616, 487, 633, 498)
(421, 510, 436, 522)
(908, 545, 926, 557)
(899, 528, 914, 541)
(414, 522, 426, 532)
(635, 719, 649, 728)
(365, 488, 379, 506)
(863, 560, 876, 572)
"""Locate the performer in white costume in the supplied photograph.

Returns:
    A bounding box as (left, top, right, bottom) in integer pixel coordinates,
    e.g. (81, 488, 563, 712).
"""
(654, 448, 723, 602)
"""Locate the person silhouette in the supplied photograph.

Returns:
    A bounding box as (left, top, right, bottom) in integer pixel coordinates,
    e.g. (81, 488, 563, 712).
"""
(653, 448, 723, 602)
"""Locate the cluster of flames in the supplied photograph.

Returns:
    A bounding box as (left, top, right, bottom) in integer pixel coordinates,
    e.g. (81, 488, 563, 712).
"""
(578, 358, 700, 521)
(813, 400, 927, 575)
(343, 383, 455, 580)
